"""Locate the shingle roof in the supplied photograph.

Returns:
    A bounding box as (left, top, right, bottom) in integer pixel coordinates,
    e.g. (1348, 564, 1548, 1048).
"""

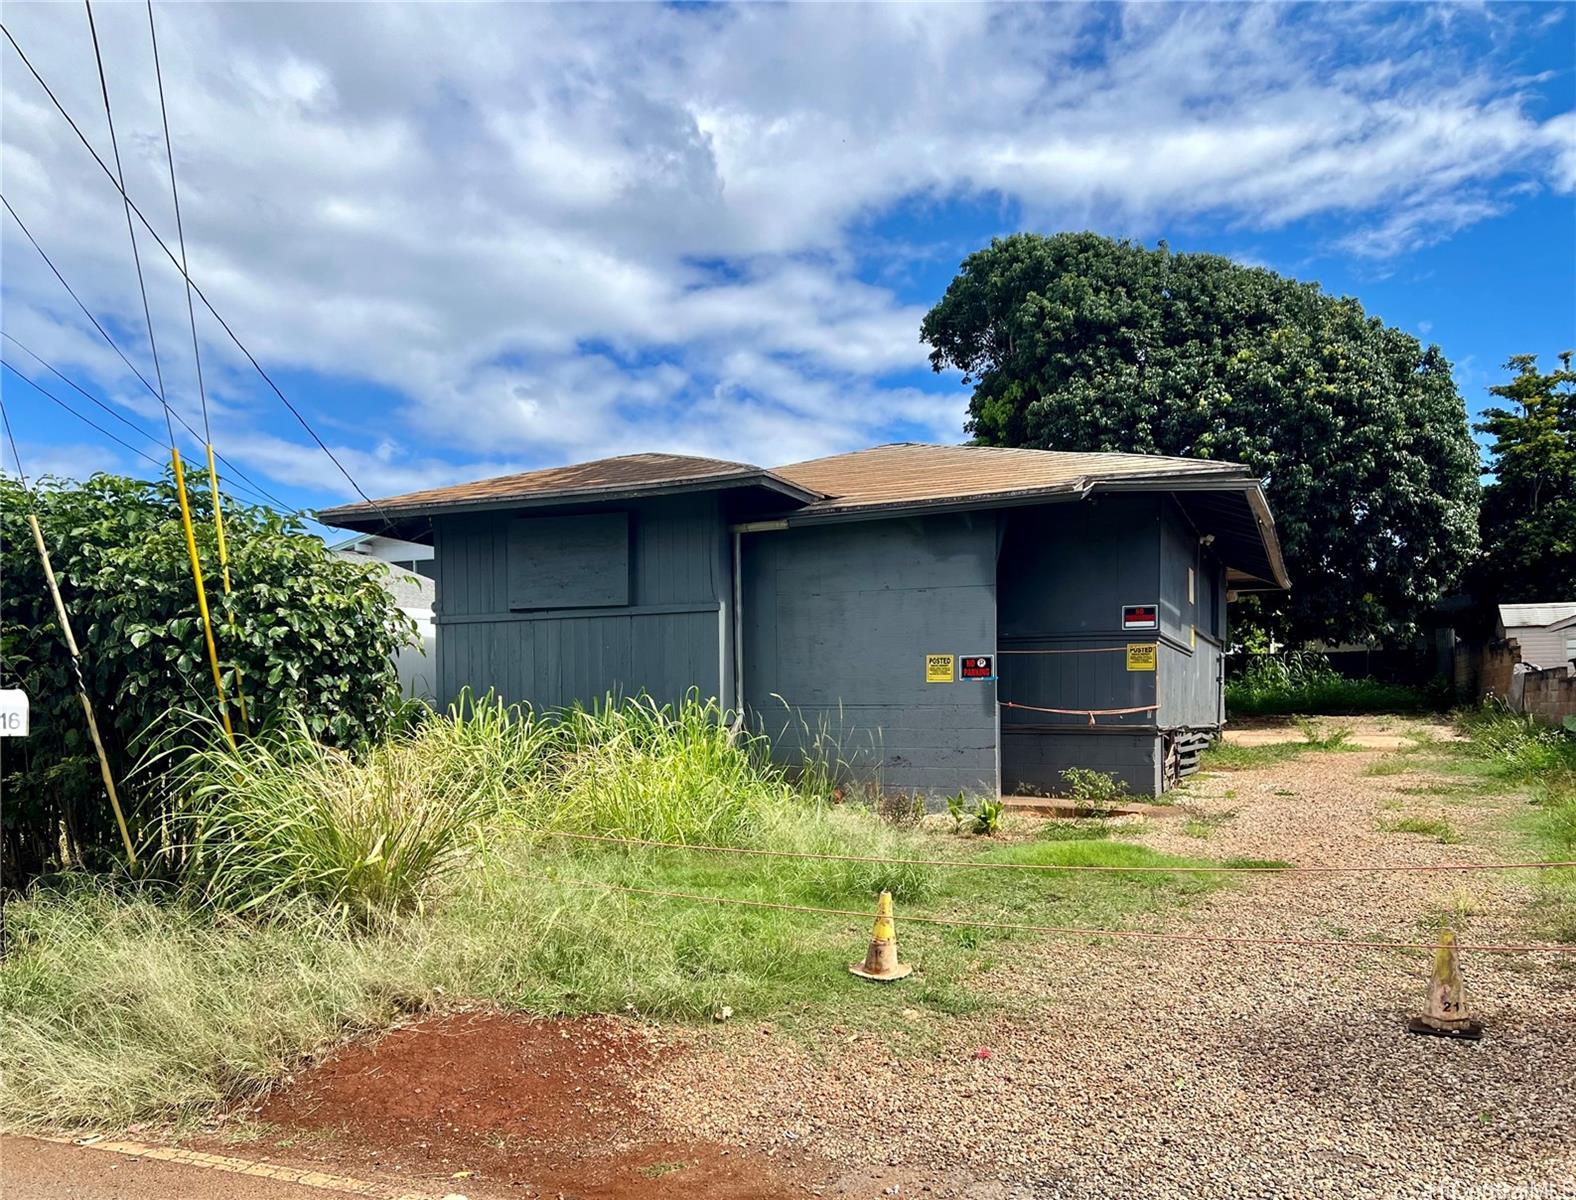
(318, 441, 1285, 588)
(318, 452, 820, 523)
(777, 443, 1250, 516)
(1500, 602, 1576, 629)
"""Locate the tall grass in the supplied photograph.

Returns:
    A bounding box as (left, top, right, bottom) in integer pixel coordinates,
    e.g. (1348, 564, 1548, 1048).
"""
(1450, 703, 1576, 941)
(529, 696, 794, 844)
(1226, 653, 1434, 716)
(159, 696, 550, 922)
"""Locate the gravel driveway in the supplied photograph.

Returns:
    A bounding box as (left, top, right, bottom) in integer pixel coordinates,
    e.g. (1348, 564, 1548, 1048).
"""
(645, 718, 1576, 1199)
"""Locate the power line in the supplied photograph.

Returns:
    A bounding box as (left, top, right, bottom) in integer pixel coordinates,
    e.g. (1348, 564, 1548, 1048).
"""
(0, 396, 32, 491)
(2, 331, 161, 449)
(0, 20, 394, 524)
(1, 359, 166, 471)
(0, 335, 289, 514)
(1, 193, 161, 400)
(84, 0, 172, 448)
(0, 196, 294, 512)
(145, 0, 209, 444)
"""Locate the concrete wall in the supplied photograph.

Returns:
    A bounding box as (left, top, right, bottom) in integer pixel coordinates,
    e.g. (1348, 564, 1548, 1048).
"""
(1523, 664, 1576, 726)
(433, 492, 731, 711)
(1455, 638, 1521, 706)
(740, 512, 999, 800)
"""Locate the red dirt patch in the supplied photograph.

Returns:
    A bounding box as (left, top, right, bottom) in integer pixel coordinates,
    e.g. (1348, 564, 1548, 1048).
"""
(222, 1011, 819, 1200)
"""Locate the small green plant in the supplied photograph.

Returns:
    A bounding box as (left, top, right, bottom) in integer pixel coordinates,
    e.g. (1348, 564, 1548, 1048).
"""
(946, 793, 1003, 836)
(972, 797, 1005, 836)
(1378, 815, 1461, 844)
(1061, 767, 1131, 816)
(1294, 716, 1354, 750)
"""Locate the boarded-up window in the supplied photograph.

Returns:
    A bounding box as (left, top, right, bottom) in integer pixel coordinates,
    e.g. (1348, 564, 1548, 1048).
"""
(508, 513, 629, 610)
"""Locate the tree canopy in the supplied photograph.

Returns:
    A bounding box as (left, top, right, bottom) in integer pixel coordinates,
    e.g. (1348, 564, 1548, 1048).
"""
(921, 232, 1481, 644)
(0, 472, 414, 877)
(1472, 353, 1576, 604)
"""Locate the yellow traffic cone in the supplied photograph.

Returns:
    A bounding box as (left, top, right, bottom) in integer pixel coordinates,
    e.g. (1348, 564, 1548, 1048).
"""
(1406, 928, 1483, 1040)
(848, 891, 912, 982)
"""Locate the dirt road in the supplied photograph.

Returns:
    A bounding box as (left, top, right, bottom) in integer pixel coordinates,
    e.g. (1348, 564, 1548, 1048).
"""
(649, 718, 1576, 1198)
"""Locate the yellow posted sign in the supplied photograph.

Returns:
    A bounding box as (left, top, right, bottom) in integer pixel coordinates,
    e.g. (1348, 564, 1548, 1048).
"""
(1126, 643, 1157, 672)
(925, 654, 955, 683)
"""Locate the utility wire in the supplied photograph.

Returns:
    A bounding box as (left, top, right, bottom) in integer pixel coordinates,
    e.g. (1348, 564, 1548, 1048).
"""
(1, 395, 30, 491)
(84, 0, 172, 448)
(2, 331, 160, 449)
(0, 335, 288, 513)
(0, 197, 294, 511)
(1, 19, 394, 525)
(1, 360, 165, 471)
(145, 0, 208, 443)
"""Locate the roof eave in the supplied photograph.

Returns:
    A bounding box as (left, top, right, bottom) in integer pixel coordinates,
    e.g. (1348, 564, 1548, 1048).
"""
(318, 471, 823, 531)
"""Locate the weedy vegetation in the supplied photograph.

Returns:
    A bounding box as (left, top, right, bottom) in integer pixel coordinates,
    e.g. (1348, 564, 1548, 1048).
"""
(1060, 767, 1132, 816)
(1377, 815, 1462, 845)
(1225, 652, 1438, 717)
(0, 693, 1232, 1130)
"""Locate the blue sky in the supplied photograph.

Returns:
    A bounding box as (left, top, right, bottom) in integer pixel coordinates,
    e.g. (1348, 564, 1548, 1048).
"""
(1, 2, 1572, 528)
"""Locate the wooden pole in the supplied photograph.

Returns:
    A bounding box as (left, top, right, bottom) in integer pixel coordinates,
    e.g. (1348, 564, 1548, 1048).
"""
(27, 513, 137, 865)
(203, 443, 249, 730)
(171, 446, 237, 750)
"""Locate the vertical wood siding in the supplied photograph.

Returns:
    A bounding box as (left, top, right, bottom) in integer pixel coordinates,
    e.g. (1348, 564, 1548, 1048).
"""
(741, 513, 999, 800)
(433, 492, 729, 711)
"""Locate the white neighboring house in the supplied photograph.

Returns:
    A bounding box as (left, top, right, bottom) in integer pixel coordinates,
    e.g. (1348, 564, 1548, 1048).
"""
(1498, 602, 1576, 673)
(332, 534, 437, 702)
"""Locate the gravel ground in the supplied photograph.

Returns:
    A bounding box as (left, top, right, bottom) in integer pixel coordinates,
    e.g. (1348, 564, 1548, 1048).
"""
(644, 718, 1576, 1199)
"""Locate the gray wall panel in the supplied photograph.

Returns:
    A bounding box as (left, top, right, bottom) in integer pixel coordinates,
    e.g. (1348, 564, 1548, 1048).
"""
(1001, 729, 1162, 797)
(434, 494, 728, 711)
(742, 513, 999, 801)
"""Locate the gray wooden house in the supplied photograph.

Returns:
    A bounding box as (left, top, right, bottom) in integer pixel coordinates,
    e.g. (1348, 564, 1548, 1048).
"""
(322, 443, 1288, 797)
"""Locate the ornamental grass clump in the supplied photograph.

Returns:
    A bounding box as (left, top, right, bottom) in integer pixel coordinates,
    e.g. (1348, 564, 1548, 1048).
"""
(162, 696, 548, 923)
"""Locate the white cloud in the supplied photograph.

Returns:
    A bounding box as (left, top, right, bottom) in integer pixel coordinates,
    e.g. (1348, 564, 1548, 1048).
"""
(0, 1, 1567, 504)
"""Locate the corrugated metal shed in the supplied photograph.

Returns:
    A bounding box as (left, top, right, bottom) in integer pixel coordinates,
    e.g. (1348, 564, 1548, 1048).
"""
(1500, 602, 1576, 629)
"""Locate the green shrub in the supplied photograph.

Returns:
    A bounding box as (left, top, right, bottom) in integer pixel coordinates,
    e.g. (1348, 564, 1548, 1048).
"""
(0, 472, 414, 880)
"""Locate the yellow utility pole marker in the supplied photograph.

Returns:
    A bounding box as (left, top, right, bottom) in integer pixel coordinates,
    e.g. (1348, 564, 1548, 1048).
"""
(204, 442, 249, 730)
(172, 446, 237, 750)
(27, 513, 136, 865)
